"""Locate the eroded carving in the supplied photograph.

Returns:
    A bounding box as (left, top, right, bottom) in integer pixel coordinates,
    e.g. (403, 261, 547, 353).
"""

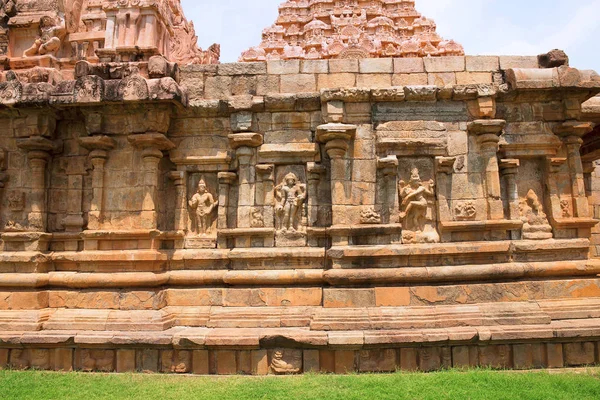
(80, 349, 115, 372)
(270, 349, 302, 375)
(360, 207, 382, 224)
(399, 168, 439, 244)
(454, 201, 477, 221)
(7, 190, 25, 211)
(520, 189, 553, 240)
(275, 172, 306, 233)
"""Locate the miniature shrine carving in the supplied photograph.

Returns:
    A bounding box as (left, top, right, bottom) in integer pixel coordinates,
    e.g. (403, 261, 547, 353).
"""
(520, 189, 553, 240)
(399, 168, 439, 244)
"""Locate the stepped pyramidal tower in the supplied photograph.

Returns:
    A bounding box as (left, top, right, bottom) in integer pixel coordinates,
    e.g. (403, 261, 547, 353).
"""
(0, 0, 597, 376)
(240, 0, 464, 61)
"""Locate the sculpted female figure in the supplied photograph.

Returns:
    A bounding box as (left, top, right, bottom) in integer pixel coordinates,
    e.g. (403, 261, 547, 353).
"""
(398, 168, 439, 244)
(274, 172, 306, 232)
(188, 178, 217, 235)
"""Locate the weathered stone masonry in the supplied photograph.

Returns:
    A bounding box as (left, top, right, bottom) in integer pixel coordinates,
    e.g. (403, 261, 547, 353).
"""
(1, 0, 600, 375)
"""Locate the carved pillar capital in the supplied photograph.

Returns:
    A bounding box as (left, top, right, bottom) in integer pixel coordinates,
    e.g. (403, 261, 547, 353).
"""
(256, 164, 275, 181)
(316, 123, 356, 159)
(436, 157, 456, 175)
(377, 155, 398, 176)
(553, 121, 594, 140)
(500, 159, 520, 175)
(307, 162, 326, 181)
(168, 171, 185, 186)
(218, 172, 238, 185)
(228, 133, 263, 150)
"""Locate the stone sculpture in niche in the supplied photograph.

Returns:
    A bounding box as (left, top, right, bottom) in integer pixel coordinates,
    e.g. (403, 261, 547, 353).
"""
(275, 172, 306, 232)
(399, 168, 440, 244)
(520, 189, 553, 240)
(188, 178, 217, 236)
(270, 349, 302, 374)
(560, 200, 571, 218)
(274, 172, 307, 247)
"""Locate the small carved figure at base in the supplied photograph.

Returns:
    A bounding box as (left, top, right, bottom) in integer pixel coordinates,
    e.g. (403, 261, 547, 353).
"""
(360, 207, 382, 224)
(454, 201, 477, 221)
(270, 349, 302, 375)
(399, 168, 440, 244)
(4, 220, 26, 232)
(188, 178, 217, 236)
(521, 189, 553, 240)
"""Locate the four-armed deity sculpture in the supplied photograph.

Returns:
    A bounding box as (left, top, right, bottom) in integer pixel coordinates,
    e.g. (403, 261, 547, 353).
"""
(398, 168, 440, 244)
(188, 178, 217, 236)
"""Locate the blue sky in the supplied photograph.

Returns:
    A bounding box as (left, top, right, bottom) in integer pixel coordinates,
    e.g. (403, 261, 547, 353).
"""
(182, 0, 600, 70)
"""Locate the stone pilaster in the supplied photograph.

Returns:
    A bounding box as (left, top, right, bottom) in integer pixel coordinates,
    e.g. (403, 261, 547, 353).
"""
(468, 120, 506, 220)
(17, 137, 54, 232)
(229, 133, 263, 247)
(307, 162, 326, 227)
(79, 136, 115, 231)
(377, 156, 398, 224)
(128, 133, 175, 230)
(217, 172, 237, 249)
(435, 157, 456, 223)
(554, 121, 595, 218)
(317, 123, 356, 245)
(500, 159, 521, 239)
(545, 157, 568, 222)
(168, 171, 187, 233)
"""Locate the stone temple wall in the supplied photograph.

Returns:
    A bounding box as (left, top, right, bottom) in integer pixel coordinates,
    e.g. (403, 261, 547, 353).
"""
(0, 52, 600, 374)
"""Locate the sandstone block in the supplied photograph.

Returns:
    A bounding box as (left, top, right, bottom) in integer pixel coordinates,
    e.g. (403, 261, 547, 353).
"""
(456, 72, 493, 85)
(375, 287, 411, 306)
(204, 76, 232, 99)
(218, 62, 267, 75)
(53, 348, 73, 372)
(428, 72, 457, 87)
(324, 289, 376, 308)
(251, 350, 269, 375)
(280, 74, 317, 93)
(360, 58, 393, 74)
(256, 75, 280, 95)
(334, 350, 355, 374)
(466, 56, 500, 72)
(303, 350, 320, 373)
(192, 350, 209, 375)
(499, 56, 539, 70)
(139, 349, 159, 373)
(424, 56, 465, 72)
(329, 59, 359, 73)
(358, 349, 397, 372)
(267, 60, 301, 75)
(400, 348, 418, 371)
(238, 351, 252, 374)
(392, 73, 428, 86)
(564, 342, 595, 366)
(452, 346, 478, 368)
(116, 350, 136, 372)
(301, 60, 328, 74)
(319, 350, 335, 373)
(356, 74, 392, 88)
(215, 351, 237, 375)
(394, 58, 425, 73)
(318, 73, 356, 89)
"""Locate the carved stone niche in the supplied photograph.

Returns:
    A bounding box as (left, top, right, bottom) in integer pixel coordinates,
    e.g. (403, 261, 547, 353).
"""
(274, 166, 308, 247)
(397, 158, 440, 244)
(268, 349, 303, 375)
(185, 173, 219, 249)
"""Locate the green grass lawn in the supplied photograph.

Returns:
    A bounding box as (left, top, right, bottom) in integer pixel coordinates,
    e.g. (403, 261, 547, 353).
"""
(1, 369, 599, 400)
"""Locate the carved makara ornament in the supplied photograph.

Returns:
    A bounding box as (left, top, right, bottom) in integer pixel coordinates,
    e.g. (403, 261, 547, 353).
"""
(274, 172, 306, 233)
(399, 168, 439, 244)
(520, 189, 553, 240)
(188, 178, 217, 236)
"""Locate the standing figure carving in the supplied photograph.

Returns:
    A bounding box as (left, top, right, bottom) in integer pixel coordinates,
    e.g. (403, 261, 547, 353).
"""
(399, 168, 439, 244)
(188, 178, 217, 235)
(274, 172, 306, 232)
(520, 189, 553, 240)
